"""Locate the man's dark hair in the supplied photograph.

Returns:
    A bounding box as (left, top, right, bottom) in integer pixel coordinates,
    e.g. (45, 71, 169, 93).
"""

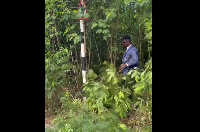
(123, 35, 131, 43)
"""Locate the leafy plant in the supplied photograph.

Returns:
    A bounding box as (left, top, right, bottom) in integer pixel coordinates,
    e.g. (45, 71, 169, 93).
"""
(46, 91, 133, 132)
(45, 47, 72, 114)
(128, 58, 152, 95)
(83, 62, 132, 118)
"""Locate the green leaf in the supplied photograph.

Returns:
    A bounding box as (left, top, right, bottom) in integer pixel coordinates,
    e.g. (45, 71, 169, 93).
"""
(70, 24, 76, 30)
(103, 24, 107, 29)
(113, 77, 118, 84)
(98, 21, 104, 27)
(119, 124, 126, 131)
(52, 82, 55, 87)
(91, 22, 98, 29)
(118, 91, 124, 99)
(102, 29, 109, 34)
(73, 10, 78, 14)
(84, 13, 90, 18)
(134, 83, 145, 94)
(134, 14, 139, 18)
(74, 36, 81, 44)
(87, 69, 98, 79)
(124, 0, 132, 5)
(148, 47, 152, 52)
(103, 35, 107, 40)
(122, 76, 126, 80)
(96, 29, 102, 34)
(114, 95, 119, 104)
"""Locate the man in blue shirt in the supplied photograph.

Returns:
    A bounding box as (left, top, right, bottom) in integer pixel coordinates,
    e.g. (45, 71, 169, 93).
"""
(118, 36, 139, 75)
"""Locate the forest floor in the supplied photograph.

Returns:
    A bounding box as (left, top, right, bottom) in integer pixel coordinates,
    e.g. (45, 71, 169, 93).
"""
(45, 115, 55, 129)
(45, 114, 133, 129)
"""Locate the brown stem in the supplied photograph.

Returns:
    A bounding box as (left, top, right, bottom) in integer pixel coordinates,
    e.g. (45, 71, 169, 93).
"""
(110, 38, 113, 64)
(83, 21, 87, 71)
(74, 45, 79, 91)
(53, 11, 60, 50)
(88, 24, 92, 69)
(139, 24, 142, 66)
(115, 10, 119, 66)
(111, 24, 115, 65)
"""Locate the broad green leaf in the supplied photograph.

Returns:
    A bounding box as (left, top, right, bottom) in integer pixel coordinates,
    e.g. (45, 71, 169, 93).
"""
(103, 35, 107, 40)
(52, 82, 55, 87)
(70, 24, 76, 30)
(102, 29, 109, 34)
(119, 124, 126, 131)
(114, 95, 118, 103)
(112, 77, 118, 84)
(118, 91, 124, 99)
(124, 0, 134, 5)
(134, 14, 139, 18)
(98, 21, 104, 27)
(103, 24, 107, 28)
(91, 22, 98, 29)
(122, 76, 126, 80)
(134, 84, 145, 94)
(96, 29, 102, 34)
(73, 10, 78, 14)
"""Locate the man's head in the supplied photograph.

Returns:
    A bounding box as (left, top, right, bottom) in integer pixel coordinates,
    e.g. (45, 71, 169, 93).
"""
(122, 36, 131, 48)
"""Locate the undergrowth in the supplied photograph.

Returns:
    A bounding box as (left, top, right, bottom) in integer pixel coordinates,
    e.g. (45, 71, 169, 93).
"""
(45, 58, 152, 132)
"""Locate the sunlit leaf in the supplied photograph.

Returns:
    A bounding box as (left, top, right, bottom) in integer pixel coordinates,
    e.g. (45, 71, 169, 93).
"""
(96, 29, 102, 33)
(91, 22, 98, 29)
(118, 91, 124, 99)
(119, 123, 126, 131)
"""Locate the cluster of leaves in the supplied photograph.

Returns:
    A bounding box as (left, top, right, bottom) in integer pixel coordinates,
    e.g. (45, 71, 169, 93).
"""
(84, 61, 132, 118)
(91, 6, 118, 41)
(45, 0, 152, 131)
(45, 47, 72, 114)
(45, 0, 82, 114)
(46, 92, 132, 132)
(45, 58, 152, 132)
(127, 57, 152, 95)
(123, 58, 152, 131)
(92, 19, 111, 41)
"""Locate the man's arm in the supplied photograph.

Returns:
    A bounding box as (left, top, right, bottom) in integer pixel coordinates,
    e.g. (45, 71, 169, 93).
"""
(126, 49, 138, 67)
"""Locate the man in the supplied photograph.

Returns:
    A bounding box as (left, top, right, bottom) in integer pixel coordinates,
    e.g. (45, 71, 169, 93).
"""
(118, 36, 139, 75)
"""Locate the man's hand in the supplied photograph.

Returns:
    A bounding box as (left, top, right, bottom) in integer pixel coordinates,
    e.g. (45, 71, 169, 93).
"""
(118, 64, 127, 73)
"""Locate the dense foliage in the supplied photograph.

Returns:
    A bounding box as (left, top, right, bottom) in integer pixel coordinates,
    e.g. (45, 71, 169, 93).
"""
(45, 0, 152, 131)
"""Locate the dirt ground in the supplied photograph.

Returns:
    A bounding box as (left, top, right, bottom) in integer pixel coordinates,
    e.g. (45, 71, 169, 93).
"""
(45, 115, 55, 128)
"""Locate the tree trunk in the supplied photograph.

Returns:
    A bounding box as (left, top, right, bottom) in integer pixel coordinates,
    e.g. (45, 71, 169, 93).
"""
(111, 24, 114, 65)
(138, 24, 143, 67)
(88, 23, 92, 69)
(115, 10, 119, 66)
(53, 11, 60, 51)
